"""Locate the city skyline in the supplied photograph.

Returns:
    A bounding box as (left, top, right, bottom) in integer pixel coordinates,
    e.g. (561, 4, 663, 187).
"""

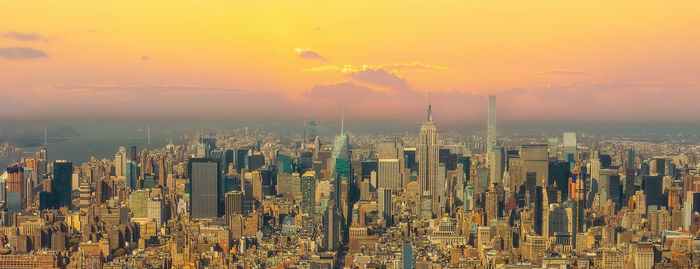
(3, 2, 700, 268)
(2, 1, 700, 121)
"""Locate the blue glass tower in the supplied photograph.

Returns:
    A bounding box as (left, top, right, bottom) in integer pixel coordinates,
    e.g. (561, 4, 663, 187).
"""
(277, 151, 293, 174)
(125, 161, 137, 190)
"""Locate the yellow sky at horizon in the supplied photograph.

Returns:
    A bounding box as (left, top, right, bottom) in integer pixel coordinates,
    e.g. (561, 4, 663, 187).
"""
(2, 0, 700, 97)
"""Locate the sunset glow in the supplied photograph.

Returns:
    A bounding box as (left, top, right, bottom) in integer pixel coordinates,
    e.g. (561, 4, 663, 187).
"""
(2, 1, 700, 120)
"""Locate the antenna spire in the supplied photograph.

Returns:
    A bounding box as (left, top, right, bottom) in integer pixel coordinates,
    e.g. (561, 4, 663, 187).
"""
(44, 125, 47, 147)
(341, 109, 344, 134)
(427, 93, 433, 122)
(147, 125, 151, 145)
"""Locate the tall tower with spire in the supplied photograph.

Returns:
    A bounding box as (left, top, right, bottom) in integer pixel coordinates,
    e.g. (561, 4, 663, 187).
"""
(418, 97, 440, 217)
(487, 95, 496, 154)
(329, 110, 350, 181)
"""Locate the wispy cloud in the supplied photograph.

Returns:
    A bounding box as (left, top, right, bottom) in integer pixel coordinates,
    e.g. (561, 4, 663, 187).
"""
(2, 31, 46, 42)
(531, 70, 593, 77)
(303, 62, 448, 73)
(295, 48, 326, 61)
(141, 55, 150, 61)
(0, 47, 48, 60)
(382, 62, 448, 71)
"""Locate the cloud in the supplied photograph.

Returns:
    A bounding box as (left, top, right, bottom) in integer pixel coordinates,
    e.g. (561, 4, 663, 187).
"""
(531, 70, 593, 77)
(302, 65, 356, 73)
(382, 62, 448, 71)
(141, 55, 150, 61)
(312, 26, 323, 31)
(305, 82, 384, 104)
(2, 31, 46, 42)
(344, 68, 410, 92)
(0, 47, 48, 60)
(296, 70, 484, 121)
(295, 48, 326, 61)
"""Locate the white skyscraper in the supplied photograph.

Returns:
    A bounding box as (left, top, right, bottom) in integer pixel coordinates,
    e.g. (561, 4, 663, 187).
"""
(487, 95, 496, 154)
(114, 147, 126, 178)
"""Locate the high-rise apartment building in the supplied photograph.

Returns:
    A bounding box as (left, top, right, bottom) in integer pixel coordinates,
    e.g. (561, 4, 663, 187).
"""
(487, 95, 496, 155)
(300, 171, 316, 215)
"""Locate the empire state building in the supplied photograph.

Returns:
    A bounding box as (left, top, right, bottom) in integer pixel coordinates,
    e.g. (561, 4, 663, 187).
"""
(418, 101, 440, 217)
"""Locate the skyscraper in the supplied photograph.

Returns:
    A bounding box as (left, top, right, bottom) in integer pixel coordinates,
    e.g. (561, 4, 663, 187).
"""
(277, 151, 293, 174)
(309, 120, 317, 141)
(378, 158, 401, 190)
(598, 169, 621, 207)
(234, 149, 248, 173)
(125, 161, 137, 190)
(115, 146, 126, 177)
(251, 170, 263, 202)
(189, 158, 222, 218)
(300, 171, 316, 215)
(562, 132, 577, 166)
(642, 175, 662, 209)
(225, 190, 243, 225)
(325, 203, 340, 251)
(520, 144, 549, 187)
(52, 161, 73, 209)
(129, 189, 150, 218)
(378, 188, 392, 225)
(626, 147, 635, 170)
(570, 162, 586, 234)
(489, 145, 505, 185)
(6, 164, 24, 224)
(418, 101, 440, 217)
(329, 132, 350, 181)
(129, 146, 137, 162)
(487, 95, 496, 154)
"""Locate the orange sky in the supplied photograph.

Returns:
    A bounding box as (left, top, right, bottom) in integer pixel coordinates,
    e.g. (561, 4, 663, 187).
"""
(1, 1, 700, 121)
